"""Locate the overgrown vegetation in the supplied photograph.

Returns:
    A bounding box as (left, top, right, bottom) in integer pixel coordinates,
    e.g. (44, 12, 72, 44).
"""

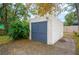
(0, 36, 12, 44)
(64, 12, 77, 26)
(0, 3, 31, 40)
(73, 32, 79, 55)
(8, 20, 29, 40)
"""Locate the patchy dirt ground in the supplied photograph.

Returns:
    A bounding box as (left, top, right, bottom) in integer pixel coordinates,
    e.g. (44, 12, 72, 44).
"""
(0, 37, 75, 55)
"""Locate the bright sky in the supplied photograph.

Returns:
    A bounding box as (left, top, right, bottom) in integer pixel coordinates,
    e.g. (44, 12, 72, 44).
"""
(58, 11, 69, 22)
(58, 4, 76, 22)
(57, 4, 69, 22)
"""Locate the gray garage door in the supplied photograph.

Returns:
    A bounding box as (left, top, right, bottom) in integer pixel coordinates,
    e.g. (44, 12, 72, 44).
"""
(31, 21, 47, 43)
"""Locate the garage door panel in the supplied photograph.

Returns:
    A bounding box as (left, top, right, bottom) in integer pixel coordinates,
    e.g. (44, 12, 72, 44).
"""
(31, 21, 47, 43)
(31, 32, 38, 40)
(38, 33, 47, 43)
(32, 23, 39, 32)
(38, 21, 47, 33)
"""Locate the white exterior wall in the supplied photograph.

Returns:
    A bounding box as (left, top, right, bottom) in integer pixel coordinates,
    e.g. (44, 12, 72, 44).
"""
(47, 17, 53, 44)
(30, 15, 63, 45)
(52, 16, 63, 44)
(47, 15, 63, 44)
(29, 20, 31, 40)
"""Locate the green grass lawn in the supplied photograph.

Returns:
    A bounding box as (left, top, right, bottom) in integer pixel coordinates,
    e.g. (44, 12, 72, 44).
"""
(0, 35, 12, 44)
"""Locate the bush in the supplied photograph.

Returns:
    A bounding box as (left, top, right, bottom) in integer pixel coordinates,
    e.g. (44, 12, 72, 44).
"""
(73, 32, 79, 55)
(8, 19, 29, 40)
(74, 32, 79, 37)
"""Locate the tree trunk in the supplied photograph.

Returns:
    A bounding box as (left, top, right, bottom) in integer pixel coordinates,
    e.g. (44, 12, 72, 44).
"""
(3, 3, 8, 34)
(75, 3, 79, 32)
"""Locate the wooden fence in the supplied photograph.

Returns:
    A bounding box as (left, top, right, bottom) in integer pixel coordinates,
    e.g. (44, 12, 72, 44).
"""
(64, 26, 79, 33)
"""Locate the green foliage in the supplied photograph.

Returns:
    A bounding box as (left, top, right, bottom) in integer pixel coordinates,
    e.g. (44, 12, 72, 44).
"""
(73, 32, 79, 54)
(36, 3, 56, 16)
(74, 32, 79, 37)
(64, 12, 77, 26)
(0, 3, 31, 40)
(8, 19, 29, 40)
(0, 24, 5, 29)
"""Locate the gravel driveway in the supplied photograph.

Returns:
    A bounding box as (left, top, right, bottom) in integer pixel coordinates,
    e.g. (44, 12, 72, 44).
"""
(0, 38, 75, 55)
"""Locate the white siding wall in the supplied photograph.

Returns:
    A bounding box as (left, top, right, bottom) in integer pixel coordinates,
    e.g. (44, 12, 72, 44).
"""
(47, 17, 53, 44)
(29, 20, 31, 40)
(47, 15, 63, 44)
(52, 16, 63, 44)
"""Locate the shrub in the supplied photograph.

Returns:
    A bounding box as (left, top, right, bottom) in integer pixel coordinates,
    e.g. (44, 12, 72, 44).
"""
(74, 32, 79, 37)
(73, 32, 79, 55)
(8, 19, 29, 40)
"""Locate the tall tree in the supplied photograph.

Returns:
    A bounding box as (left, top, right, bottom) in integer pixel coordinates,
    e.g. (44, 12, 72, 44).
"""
(64, 11, 77, 26)
(0, 3, 31, 34)
(29, 3, 57, 16)
(3, 3, 8, 33)
(37, 3, 56, 16)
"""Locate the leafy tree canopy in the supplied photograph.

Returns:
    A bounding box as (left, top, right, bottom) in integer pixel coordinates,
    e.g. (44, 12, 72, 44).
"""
(64, 11, 77, 26)
(36, 3, 56, 16)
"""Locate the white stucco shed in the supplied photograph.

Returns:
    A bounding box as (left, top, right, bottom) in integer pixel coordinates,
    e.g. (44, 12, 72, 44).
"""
(29, 14, 63, 45)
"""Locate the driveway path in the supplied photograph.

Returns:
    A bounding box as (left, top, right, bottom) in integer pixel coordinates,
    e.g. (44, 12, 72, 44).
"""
(0, 38, 75, 55)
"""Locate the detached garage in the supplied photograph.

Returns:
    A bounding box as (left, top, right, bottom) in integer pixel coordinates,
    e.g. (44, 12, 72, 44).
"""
(29, 14, 63, 45)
